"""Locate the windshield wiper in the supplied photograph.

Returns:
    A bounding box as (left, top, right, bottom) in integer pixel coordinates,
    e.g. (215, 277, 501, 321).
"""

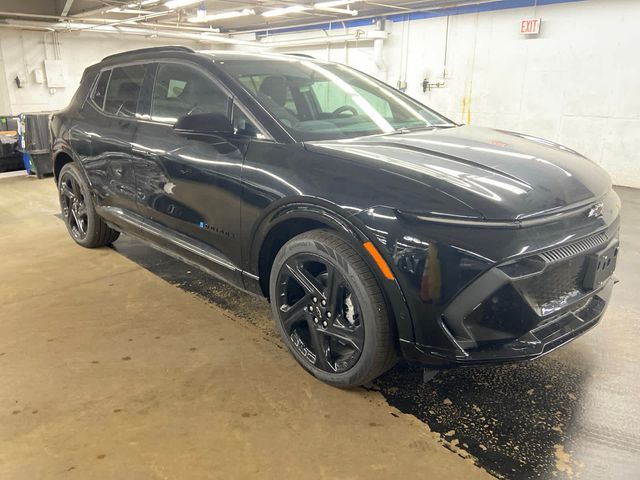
(383, 125, 436, 136)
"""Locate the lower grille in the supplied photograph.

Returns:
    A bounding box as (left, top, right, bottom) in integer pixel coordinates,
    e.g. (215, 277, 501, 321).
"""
(525, 256, 587, 308)
(515, 232, 614, 314)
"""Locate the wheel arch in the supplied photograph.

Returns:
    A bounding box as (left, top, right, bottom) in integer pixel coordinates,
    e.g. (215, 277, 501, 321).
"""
(52, 150, 74, 182)
(253, 203, 365, 298)
(252, 201, 416, 344)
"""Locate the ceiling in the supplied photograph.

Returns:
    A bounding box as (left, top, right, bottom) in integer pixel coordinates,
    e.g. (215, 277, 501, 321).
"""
(0, 1, 485, 34)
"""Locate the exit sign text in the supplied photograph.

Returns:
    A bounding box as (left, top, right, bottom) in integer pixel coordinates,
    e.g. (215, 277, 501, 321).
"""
(520, 18, 541, 35)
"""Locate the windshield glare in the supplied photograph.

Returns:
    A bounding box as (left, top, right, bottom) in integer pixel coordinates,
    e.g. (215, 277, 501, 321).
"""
(217, 57, 454, 141)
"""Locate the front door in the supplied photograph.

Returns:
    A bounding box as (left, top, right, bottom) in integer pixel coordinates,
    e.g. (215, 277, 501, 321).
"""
(132, 61, 245, 276)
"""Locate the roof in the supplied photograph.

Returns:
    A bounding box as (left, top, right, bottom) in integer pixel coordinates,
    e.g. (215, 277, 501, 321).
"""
(99, 47, 319, 66)
(197, 49, 324, 63)
(101, 46, 195, 62)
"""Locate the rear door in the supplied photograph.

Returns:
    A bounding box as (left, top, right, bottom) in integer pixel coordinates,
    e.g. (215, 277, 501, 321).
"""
(83, 64, 146, 214)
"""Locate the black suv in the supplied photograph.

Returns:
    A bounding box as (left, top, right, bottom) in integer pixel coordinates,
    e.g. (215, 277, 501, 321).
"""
(50, 46, 620, 387)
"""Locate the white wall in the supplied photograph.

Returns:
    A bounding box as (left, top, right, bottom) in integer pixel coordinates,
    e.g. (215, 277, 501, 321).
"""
(1, 0, 638, 187)
(0, 30, 200, 115)
(272, 0, 640, 188)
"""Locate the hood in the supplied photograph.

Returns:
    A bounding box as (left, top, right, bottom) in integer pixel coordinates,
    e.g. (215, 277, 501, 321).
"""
(306, 125, 611, 221)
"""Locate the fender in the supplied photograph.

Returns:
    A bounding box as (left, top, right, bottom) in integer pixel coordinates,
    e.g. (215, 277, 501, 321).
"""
(52, 144, 95, 191)
(247, 199, 416, 344)
(51, 144, 74, 180)
(247, 197, 363, 271)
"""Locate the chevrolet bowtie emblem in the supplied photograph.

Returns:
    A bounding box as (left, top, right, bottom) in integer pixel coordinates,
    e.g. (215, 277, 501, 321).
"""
(587, 202, 604, 218)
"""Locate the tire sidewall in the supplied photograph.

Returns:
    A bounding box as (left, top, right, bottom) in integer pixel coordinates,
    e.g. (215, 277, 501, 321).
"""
(270, 232, 387, 387)
(58, 163, 100, 248)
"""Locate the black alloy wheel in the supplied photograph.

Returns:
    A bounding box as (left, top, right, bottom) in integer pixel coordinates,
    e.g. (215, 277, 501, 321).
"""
(270, 229, 396, 387)
(59, 171, 89, 241)
(276, 252, 365, 373)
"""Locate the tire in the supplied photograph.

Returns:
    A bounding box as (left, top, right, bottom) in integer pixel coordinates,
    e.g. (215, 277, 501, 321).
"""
(58, 162, 119, 248)
(269, 229, 397, 388)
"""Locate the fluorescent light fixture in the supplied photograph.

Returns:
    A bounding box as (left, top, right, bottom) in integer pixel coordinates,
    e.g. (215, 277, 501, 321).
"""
(314, 6, 358, 15)
(313, 1, 358, 15)
(107, 8, 153, 13)
(188, 8, 255, 23)
(123, 0, 160, 6)
(314, 0, 358, 7)
(109, 1, 160, 11)
(164, 0, 201, 9)
(262, 5, 310, 17)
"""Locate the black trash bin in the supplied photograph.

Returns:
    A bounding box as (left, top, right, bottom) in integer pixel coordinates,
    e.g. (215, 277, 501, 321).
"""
(0, 132, 23, 173)
(18, 112, 53, 179)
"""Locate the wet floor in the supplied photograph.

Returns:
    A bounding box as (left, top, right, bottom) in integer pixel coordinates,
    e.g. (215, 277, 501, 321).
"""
(111, 186, 640, 480)
(2, 175, 491, 479)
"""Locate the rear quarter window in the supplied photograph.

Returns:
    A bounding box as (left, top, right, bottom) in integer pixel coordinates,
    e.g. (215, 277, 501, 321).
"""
(103, 65, 146, 118)
(91, 70, 111, 110)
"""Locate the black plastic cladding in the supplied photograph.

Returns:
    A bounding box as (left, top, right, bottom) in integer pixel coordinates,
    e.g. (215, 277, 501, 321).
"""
(50, 47, 621, 367)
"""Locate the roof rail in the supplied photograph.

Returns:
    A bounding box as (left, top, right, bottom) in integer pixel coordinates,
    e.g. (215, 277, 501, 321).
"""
(102, 46, 195, 62)
(285, 53, 315, 59)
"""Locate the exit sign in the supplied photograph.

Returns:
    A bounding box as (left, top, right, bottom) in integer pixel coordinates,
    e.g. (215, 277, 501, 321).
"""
(520, 18, 541, 35)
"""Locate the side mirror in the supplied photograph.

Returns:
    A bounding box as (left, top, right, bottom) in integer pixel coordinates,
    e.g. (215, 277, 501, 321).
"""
(173, 113, 234, 135)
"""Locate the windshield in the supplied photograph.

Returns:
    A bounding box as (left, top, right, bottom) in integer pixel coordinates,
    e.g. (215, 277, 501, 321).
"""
(217, 56, 455, 141)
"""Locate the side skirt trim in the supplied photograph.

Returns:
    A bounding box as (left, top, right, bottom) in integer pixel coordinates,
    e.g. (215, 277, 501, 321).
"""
(97, 205, 259, 281)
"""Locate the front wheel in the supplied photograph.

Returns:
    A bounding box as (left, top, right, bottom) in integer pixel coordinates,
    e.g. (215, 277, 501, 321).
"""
(269, 229, 397, 388)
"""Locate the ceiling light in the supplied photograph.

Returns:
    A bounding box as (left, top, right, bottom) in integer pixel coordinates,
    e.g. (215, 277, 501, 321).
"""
(107, 8, 152, 14)
(262, 5, 310, 17)
(188, 8, 255, 23)
(314, 6, 358, 15)
(164, 0, 201, 9)
(314, 0, 358, 7)
(123, 0, 160, 6)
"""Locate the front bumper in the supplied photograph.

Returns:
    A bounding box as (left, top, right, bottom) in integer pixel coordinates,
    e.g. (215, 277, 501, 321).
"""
(438, 277, 614, 364)
(353, 192, 621, 367)
(399, 238, 617, 367)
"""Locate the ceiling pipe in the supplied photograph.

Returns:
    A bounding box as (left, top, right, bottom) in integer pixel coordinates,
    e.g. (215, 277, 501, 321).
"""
(372, 18, 387, 82)
(0, 11, 225, 34)
(0, 19, 262, 47)
(259, 30, 372, 48)
(235, 0, 488, 35)
(61, 0, 76, 17)
(72, 2, 142, 18)
(0, 22, 54, 32)
(0, 10, 109, 22)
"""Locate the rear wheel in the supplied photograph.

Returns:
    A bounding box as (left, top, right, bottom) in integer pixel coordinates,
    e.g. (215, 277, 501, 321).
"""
(58, 162, 119, 248)
(270, 229, 396, 388)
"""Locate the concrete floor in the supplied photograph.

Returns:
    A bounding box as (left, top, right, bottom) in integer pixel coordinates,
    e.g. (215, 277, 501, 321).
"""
(0, 175, 491, 479)
(1, 174, 639, 479)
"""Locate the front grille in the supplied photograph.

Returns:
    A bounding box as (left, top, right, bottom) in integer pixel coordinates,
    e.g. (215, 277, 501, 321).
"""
(540, 232, 608, 263)
(525, 256, 588, 308)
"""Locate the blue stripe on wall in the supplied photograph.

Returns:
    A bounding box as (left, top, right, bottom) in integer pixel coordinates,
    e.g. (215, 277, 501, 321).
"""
(255, 0, 585, 38)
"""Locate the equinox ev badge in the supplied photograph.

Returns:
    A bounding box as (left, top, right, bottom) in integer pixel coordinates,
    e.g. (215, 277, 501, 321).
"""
(587, 202, 604, 218)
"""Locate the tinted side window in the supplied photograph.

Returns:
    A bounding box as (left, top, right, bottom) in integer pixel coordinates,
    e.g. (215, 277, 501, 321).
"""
(91, 70, 111, 110)
(151, 63, 230, 124)
(103, 65, 146, 117)
(232, 103, 261, 138)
